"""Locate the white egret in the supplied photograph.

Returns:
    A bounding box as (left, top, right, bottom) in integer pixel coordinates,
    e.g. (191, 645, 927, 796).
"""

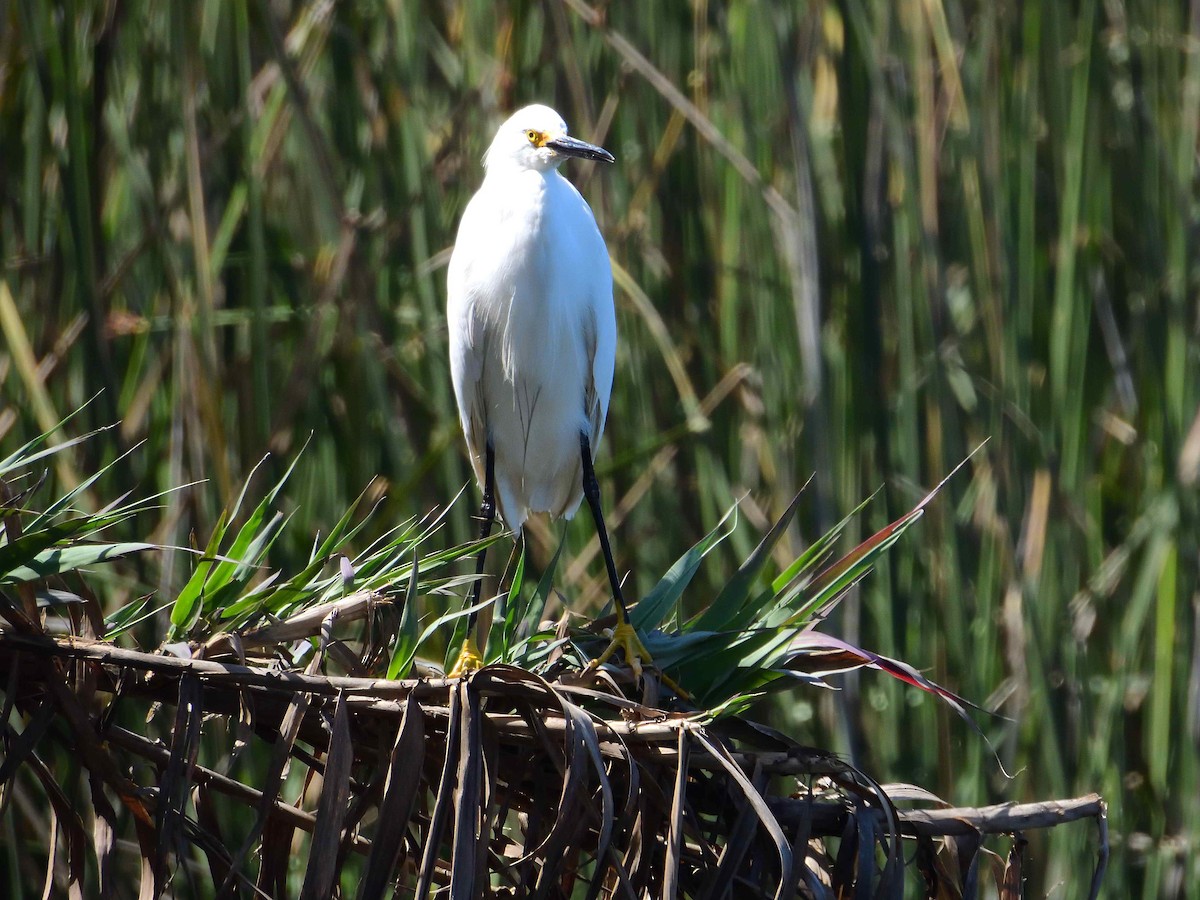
(446, 104, 652, 682)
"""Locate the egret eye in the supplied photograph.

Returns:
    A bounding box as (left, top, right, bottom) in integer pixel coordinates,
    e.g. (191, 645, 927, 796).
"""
(525, 129, 539, 144)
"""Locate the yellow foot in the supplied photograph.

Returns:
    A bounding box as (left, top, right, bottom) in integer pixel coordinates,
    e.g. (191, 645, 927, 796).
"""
(587, 621, 650, 679)
(586, 622, 690, 698)
(448, 637, 484, 678)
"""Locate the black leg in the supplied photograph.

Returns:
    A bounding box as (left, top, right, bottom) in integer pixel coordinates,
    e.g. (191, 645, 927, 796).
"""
(580, 432, 631, 622)
(466, 443, 496, 632)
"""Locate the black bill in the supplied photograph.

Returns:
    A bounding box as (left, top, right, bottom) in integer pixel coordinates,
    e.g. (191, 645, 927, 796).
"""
(545, 134, 615, 163)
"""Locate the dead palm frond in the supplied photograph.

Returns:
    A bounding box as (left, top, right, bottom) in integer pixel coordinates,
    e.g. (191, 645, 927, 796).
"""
(0, 428, 1108, 897)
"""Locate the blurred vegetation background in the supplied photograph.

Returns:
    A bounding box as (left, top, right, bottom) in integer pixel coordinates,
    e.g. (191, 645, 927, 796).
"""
(1, 0, 1197, 893)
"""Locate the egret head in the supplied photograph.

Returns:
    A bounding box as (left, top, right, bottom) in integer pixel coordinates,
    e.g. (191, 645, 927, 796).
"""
(484, 104, 615, 173)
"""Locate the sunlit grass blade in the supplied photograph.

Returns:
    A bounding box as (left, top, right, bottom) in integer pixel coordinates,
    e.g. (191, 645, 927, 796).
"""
(634, 502, 737, 631)
(26, 442, 143, 527)
(787, 446, 987, 627)
(767, 491, 876, 596)
(104, 596, 169, 639)
(387, 549, 420, 679)
(169, 509, 229, 635)
(487, 540, 527, 665)
(689, 491, 804, 634)
(3, 541, 159, 584)
(0, 421, 112, 479)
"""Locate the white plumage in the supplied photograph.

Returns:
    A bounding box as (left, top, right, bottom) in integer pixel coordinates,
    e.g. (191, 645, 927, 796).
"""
(444, 106, 669, 687)
(447, 105, 616, 533)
